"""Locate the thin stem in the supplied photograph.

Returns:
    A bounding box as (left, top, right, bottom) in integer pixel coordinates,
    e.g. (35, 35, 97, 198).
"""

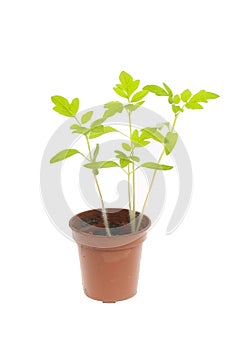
(127, 109, 136, 231)
(93, 174, 111, 237)
(117, 130, 130, 138)
(85, 135, 92, 159)
(171, 114, 178, 131)
(136, 111, 180, 231)
(132, 159, 136, 216)
(136, 150, 164, 231)
(127, 164, 132, 213)
(73, 115, 111, 236)
(85, 135, 111, 237)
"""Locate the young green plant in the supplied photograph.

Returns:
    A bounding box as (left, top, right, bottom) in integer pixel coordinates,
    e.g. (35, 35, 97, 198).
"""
(135, 83, 220, 230)
(50, 96, 122, 236)
(111, 71, 174, 230)
(50, 72, 219, 236)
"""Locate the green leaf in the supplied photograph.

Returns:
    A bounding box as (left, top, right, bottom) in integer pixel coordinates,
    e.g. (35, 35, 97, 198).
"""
(115, 150, 128, 159)
(190, 90, 220, 103)
(163, 83, 173, 96)
(131, 90, 148, 102)
(173, 94, 180, 104)
(122, 143, 131, 151)
(50, 149, 79, 163)
(125, 104, 139, 112)
(128, 79, 140, 95)
(143, 85, 168, 96)
(172, 105, 183, 114)
(130, 130, 149, 147)
(70, 98, 79, 115)
(141, 162, 173, 170)
(119, 158, 131, 168)
(93, 144, 99, 161)
(104, 101, 123, 109)
(164, 132, 178, 155)
(84, 161, 119, 169)
(181, 89, 192, 102)
(125, 101, 144, 111)
(155, 122, 170, 131)
(113, 86, 128, 98)
(141, 127, 164, 143)
(81, 111, 93, 124)
(70, 125, 89, 134)
(89, 126, 118, 139)
(90, 117, 106, 128)
(51, 96, 78, 117)
(185, 101, 203, 109)
(130, 155, 140, 162)
(119, 71, 133, 88)
(168, 96, 174, 104)
(103, 101, 123, 118)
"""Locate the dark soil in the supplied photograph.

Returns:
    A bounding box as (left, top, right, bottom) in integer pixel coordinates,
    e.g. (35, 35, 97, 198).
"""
(70, 209, 145, 236)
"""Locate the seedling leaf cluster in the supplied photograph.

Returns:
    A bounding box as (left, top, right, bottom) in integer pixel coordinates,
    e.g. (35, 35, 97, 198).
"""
(50, 71, 219, 235)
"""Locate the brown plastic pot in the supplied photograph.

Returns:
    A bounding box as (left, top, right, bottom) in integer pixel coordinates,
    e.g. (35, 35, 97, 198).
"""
(69, 208, 151, 303)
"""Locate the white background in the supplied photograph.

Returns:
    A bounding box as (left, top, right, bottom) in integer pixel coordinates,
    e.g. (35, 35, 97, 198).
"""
(0, 0, 233, 349)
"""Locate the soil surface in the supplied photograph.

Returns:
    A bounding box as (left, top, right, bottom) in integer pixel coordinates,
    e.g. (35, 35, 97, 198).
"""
(70, 209, 145, 236)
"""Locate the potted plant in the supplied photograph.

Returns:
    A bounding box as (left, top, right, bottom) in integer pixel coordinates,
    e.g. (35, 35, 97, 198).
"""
(50, 71, 219, 302)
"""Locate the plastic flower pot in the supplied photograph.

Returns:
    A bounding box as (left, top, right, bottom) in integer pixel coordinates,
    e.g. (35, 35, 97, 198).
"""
(69, 208, 151, 302)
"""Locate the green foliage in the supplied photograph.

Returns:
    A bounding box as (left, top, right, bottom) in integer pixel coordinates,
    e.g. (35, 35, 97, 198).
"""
(185, 90, 219, 109)
(50, 149, 80, 163)
(164, 132, 178, 155)
(81, 111, 93, 124)
(103, 101, 123, 118)
(131, 90, 148, 102)
(84, 161, 119, 169)
(156, 122, 170, 131)
(185, 101, 204, 109)
(172, 105, 183, 114)
(113, 71, 142, 100)
(141, 127, 164, 143)
(173, 94, 180, 104)
(113, 86, 128, 98)
(128, 80, 140, 96)
(90, 117, 106, 128)
(115, 150, 129, 160)
(119, 158, 131, 168)
(125, 101, 144, 111)
(181, 89, 192, 102)
(50, 74, 219, 236)
(51, 96, 79, 117)
(141, 162, 173, 170)
(122, 143, 131, 151)
(70, 125, 89, 134)
(93, 144, 99, 161)
(168, 96, 174, 104)
(143, 85, 168, 96)
(130, 155, 140, 162)
(115, 148, 140, 163)
(131, 130, 150, 147)
(190, 90, 219, 102)
(163, 83, 173, 97)
(89, 125, 118, 139)
(119, 71, 133, 88)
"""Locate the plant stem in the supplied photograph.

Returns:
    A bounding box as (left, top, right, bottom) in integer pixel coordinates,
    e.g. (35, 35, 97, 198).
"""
(93, 173, 111, 237)
(136, 112, 179, 231)
(73, 116, 111, 236)
(85, 135, 111, 237)
(127, 109, 136, 231)
(127, 164, 132, 213)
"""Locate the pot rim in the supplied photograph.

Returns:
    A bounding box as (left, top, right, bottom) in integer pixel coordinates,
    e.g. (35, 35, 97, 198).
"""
(69, 207, 151, 238)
